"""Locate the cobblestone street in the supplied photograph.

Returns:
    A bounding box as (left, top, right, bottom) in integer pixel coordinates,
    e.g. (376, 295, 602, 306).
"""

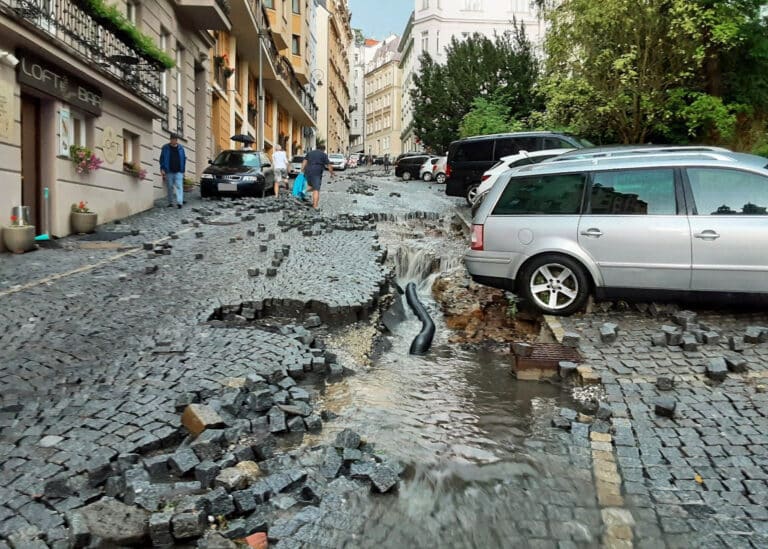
(2, 169, 768, 548)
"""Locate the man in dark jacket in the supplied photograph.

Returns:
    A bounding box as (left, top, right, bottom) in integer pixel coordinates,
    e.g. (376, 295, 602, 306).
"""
(159, 132, 187, 208)
(301, 144, 334, 209)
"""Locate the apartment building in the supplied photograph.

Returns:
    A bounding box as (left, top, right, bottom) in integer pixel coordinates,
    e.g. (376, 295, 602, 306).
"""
(220, 0, 318, 158)
(348, 32, 381, 154)
(399, 0, 545, 152)
(364, 35, 402, 159)
(315, 0, 352, 154)
(0, 0, 220, 246)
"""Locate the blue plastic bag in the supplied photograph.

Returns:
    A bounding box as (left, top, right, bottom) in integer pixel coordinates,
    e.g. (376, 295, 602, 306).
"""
(292, 172, 307, 198)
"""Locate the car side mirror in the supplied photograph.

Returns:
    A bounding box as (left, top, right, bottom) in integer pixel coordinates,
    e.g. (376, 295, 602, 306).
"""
(208, 159, 213, 164)
(262, 163, 271, 168)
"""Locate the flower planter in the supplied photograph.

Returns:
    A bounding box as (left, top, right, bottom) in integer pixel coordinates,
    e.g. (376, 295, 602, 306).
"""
(71, 212, 98, 234)
(2, 225, 35, 254)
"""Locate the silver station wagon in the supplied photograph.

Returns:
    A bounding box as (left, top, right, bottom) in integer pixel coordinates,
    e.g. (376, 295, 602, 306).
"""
(465, 152, 768, 315)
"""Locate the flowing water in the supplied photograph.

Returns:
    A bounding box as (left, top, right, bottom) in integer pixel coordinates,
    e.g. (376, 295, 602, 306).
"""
(303, 220, 602, 547)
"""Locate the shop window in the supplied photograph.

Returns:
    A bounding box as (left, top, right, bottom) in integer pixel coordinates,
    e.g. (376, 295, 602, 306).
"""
(58, 108, 89, 156)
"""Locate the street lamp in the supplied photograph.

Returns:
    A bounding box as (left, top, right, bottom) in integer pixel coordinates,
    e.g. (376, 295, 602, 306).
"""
(311, 69, 324, 88)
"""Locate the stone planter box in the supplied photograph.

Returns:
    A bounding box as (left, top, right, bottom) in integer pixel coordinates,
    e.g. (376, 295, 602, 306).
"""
(2, 225, 35, 254)
(71, 212, 98, 234)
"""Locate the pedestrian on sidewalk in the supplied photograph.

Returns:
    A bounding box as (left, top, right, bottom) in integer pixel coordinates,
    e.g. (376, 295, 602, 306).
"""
(160, 132, 186, 209)
(272, 144, 288, 197)
(302, 144, 334, 209)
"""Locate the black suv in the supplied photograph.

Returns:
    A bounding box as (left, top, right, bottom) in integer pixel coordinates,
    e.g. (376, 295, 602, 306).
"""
(444, 131, 592, 203)
(200, 150, 275, 198)
(395, 154, 431, 180)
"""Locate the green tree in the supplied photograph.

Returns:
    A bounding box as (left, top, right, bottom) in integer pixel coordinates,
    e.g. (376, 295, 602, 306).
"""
(410, 24, 540, 152)
(536, 0, 768, 147)
(459, 97, 520, 138)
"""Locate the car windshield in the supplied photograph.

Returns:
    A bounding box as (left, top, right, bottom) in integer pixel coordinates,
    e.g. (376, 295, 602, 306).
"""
(291, 156, 304, 163)
(212, 151, 261, 168)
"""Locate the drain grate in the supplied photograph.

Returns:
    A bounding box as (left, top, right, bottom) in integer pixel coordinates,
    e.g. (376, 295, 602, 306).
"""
(512, 343, 582, 380)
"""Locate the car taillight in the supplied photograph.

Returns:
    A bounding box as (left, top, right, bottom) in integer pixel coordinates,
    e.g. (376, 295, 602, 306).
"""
(481, 174, 490, 181)
(445, 164, 451, 178)
(470, 224, 484, 251)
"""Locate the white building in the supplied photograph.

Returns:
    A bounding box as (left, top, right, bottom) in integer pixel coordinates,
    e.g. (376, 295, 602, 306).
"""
(348, 33, 382, 154)
(399, 0, 545, 152)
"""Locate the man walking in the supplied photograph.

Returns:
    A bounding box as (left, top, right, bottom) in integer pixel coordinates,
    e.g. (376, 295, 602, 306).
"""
(272, 144, 288, 197)
(301, 144, 334, 209)
(160, 132, 186, 209)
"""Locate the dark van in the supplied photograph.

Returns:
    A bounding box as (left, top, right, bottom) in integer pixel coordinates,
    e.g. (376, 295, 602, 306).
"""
(444, 131, 592, 203)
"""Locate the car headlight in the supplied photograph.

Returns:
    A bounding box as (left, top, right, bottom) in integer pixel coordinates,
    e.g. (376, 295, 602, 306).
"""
(241, 176, 257, 183)
(201, 174, 214, 180)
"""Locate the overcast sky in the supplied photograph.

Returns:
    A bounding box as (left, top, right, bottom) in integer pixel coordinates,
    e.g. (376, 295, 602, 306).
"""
(348, 0, 413, 40)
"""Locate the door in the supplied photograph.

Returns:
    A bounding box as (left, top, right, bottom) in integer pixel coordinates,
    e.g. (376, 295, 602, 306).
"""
(685, 167, 768, 292)
(454, 139, 494, 186)
(20, 94, 41, 229)
(577, 168, 691, 290)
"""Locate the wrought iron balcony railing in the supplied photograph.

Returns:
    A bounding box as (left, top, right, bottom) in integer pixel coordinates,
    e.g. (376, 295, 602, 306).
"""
(0, 0, 167, 113)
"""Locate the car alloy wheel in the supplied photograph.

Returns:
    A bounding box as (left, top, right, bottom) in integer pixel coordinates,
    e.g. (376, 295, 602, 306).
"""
(520, 255, 589, 315)
(403, 171, 412, 181)
(465, 183, 479, 206)
(435, 173, 446, 184)
(422, 172, 432, 182)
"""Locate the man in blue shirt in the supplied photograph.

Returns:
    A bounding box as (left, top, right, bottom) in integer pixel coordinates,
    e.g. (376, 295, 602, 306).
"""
(301, 144, 334, 209)
(159, 132, 187, 209)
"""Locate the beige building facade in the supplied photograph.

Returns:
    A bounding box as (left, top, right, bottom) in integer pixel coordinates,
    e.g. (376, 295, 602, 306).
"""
(315, 0, 351, 154)
(0, 0, 220, 249)
(364, 35, 402, 159)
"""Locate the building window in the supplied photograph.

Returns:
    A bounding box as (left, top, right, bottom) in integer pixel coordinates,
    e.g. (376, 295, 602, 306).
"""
(292, 35, 300, 55)
(421, 31, 429, 53)
(421, 0, 429, 8)
(176, 47, 184, 106)
(123, 130, 139, 164)
(436, 30, 440, 51)
(510, 0, 529, 12)
(464, 0, 482, 10)
(264, 0, 274, 8)
(70, 111, 87, 148)
(126, 1, 138, 25)
(292, 0, 300, 13)
(160, 30, 170, 96)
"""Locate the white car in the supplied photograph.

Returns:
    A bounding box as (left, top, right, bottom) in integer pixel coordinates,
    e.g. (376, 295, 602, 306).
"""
(419, 156, 440, 181)
(471, 149, 574, 207)
(420, 156, 447, 182)
(328, 153, 347, 171)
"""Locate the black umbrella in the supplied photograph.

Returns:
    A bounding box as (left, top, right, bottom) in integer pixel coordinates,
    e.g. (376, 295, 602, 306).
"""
(231, 134, 255, 144)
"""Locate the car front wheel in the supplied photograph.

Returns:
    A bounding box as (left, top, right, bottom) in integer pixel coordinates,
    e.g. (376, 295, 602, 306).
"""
(519, 254, 590, 316)
(403, 171, 412, 181)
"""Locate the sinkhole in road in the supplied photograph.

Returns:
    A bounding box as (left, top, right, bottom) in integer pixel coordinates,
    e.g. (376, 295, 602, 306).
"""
(303, 217, 601, 546)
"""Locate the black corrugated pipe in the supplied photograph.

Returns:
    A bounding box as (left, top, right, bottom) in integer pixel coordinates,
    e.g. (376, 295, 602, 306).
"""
(405, 282, 436, 355)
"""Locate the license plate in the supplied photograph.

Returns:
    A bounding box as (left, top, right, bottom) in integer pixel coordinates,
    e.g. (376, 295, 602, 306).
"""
(218, 183, 238, 192)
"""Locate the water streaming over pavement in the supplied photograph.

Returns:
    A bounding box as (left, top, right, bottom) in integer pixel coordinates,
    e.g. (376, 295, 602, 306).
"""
(299, 220, 603, 547)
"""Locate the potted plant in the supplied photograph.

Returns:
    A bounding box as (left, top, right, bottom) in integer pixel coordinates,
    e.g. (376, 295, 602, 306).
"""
(70, 201, 98, 234)
(215, 54, 235, 79)
(183, 177, 196, 192)
(123, 161, 147, 180)
(2, 214, 35, 254)
(69, 145, 104, 175)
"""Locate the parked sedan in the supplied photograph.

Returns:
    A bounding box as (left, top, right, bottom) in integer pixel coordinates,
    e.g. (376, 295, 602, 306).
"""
(395, 155, 431, 180)
(465, 150, 768, 315)
(289, 155, 304, 177)
(419, 157, 441, 181)
(328, 153, 347, 171)
(200, 150, 275, 198)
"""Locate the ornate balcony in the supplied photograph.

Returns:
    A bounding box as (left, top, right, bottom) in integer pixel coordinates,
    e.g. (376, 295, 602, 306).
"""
(0, 0, 166, 113)
(174, 0, 231, 31)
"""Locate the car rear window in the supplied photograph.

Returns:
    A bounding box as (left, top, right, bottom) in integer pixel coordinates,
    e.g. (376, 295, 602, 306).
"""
(493, 173, 587, 215)
(212, 151, 261, 168)
(687, 168, 768, 215)
(454, 141, 493, 162)
(291, 156, 304, 162)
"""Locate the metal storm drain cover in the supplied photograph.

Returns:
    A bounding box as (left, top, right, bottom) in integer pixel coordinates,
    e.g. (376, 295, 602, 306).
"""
(512, 342, 582, 381)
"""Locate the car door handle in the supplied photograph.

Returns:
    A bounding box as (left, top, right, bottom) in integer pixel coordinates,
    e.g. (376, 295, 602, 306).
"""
(580, 228, 603, 238)
(694, 230, 720, 240)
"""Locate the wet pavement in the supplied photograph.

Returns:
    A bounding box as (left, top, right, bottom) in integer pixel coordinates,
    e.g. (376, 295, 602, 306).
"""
(3, 167, 767, 548)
